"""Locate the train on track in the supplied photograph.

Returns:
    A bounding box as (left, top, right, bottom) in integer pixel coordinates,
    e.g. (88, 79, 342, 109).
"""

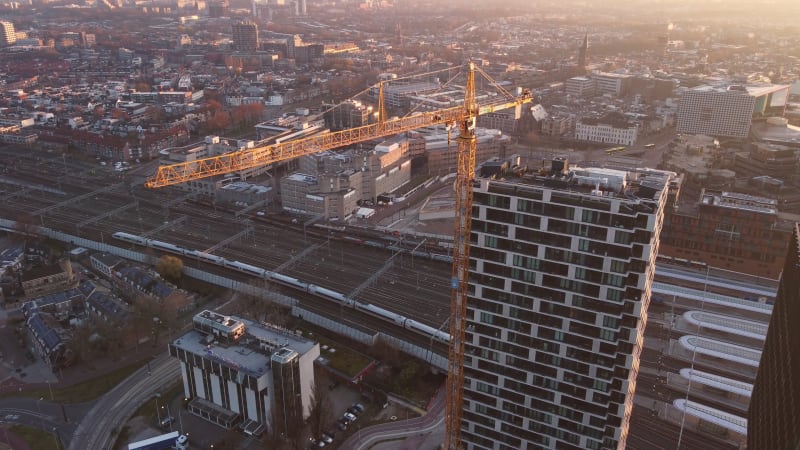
(112, 231, 450, 343)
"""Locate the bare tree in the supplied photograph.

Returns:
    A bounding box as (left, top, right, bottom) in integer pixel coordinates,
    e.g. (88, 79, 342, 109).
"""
(307, 382, 333, 438)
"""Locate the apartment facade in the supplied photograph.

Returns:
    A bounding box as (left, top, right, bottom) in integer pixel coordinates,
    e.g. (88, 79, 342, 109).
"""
(462, 161, 678, 449)
(0, 21, 15, 46)
(232, 21, 259, 52)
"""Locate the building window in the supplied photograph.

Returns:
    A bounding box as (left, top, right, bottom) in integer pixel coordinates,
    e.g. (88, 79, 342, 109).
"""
(610, 260, 626, 273)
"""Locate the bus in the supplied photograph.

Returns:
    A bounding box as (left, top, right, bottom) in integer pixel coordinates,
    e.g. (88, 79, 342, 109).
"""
(605, 146, 626, 154)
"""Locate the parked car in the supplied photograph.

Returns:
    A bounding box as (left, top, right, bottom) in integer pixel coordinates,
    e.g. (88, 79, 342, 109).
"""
(343, 412, 357, 422)
(352, 403, 366, 413)
(321, 433, 334, 444)
(336, 419, 349, 431)
(346, 407, 359, 416)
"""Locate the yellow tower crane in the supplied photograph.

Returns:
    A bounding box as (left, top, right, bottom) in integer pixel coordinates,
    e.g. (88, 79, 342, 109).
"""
(145, 62, 532, 450)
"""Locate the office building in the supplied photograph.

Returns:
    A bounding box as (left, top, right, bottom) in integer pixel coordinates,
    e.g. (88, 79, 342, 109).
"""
(592, 72, 631, 97)
(462, 159, 679, 449)
(677, 84, 790, 139)
(566, 77, 594, 98)
(169, 310, 320, 436)
(232, 21, 258, 53)
(575, 114, 638, 146)
(659, 189, 792, 279)
(748, 223, 800, 449)
(0, 20, 15, 46)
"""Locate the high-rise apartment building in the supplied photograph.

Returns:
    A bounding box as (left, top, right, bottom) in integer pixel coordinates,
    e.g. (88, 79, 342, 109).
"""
(748, 223, 800, 449)
(0, 20, 16, 46)
(462, 159, 679, 450)
(232, 21, 258, 52)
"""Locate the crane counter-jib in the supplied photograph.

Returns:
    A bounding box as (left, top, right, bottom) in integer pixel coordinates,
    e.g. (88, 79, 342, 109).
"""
(144, 94, 531, 189)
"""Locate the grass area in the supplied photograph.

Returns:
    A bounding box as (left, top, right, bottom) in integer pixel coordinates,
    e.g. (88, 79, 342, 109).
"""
(9, 424, 62, 450)
(178, 276, 226, 298)
(301, 330, 372, 379)
(7, 362, 144, 403)
(131, 381, 184, 422)
(367, 438, 405, 450)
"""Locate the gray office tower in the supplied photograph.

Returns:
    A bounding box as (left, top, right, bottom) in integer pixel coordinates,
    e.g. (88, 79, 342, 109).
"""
(461, 159, 679, 450)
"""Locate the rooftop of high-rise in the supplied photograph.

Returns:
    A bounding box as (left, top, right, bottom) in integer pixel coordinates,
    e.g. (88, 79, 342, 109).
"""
(479, 156, 678, 201)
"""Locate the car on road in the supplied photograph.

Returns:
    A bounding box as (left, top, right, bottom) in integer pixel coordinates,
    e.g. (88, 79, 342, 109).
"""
(159, 416, 175, 428)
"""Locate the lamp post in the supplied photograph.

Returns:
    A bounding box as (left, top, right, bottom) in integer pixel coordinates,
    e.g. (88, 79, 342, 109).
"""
(178, 398, 186, 433)
(36, 397, 45, 431)
(155, 393, 162, 425)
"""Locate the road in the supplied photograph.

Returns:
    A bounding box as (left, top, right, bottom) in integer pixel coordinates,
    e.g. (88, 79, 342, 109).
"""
(340, 388, 445, 450)
(0, 397, 83, 448)
(68, 353, 179, 450)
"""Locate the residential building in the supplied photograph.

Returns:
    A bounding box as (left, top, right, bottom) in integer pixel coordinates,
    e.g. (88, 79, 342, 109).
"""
(541, 115, 575, 137)
(27, 313, 72, 369)
(659, 189, 792, 279)
(20, 259, 78, 299)
(90, 253, 123, 278)
(676, 84, 790, 139)
(323, 99, 373, 131)
(0, 21, 15, 46)
(748, 222, 800, 449)
(232, 21, 259, 53)
(462, 159, 679, 449)
(169, 310, 320, 437)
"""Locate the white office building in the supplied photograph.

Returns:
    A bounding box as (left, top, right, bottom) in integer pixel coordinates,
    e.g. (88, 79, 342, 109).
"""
(566, 77, 595, 98)
(461, 159, 679, 450)
(169, 310, 320, 437)
(592, 72, 631, 97)
(575, 118, 638, 146)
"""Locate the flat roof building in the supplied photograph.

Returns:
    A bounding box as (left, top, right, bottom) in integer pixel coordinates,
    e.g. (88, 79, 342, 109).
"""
(169, 310, 319, 436)
(462, 159, 679, 449)
(677, 84, 790, 139)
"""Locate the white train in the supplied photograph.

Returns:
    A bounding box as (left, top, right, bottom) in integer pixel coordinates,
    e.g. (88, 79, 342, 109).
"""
(111, 231, 449, 343)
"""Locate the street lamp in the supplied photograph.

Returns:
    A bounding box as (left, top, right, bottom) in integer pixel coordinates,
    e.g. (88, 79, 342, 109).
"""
(155, 393, 162, 425)
(36, 397, 45, 431)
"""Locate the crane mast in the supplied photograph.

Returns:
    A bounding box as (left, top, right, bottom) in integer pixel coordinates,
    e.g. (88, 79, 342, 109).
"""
(144, 64, 532, 449)
(443, 62, 477, 450)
